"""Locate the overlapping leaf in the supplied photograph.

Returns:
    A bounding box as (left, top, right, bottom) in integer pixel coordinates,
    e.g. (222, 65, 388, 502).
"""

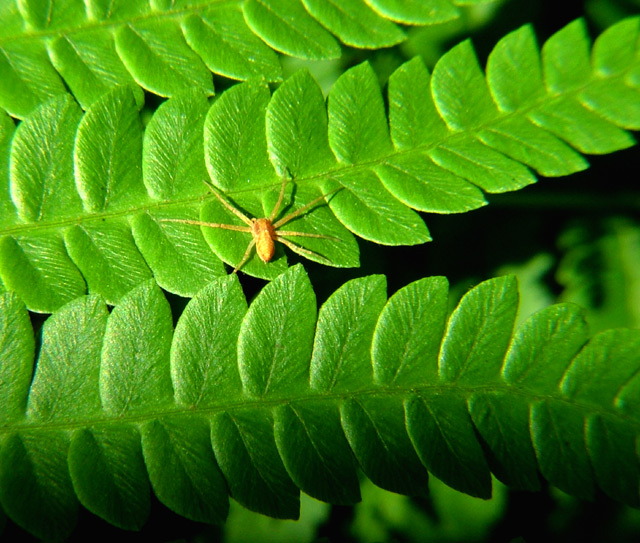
(0, 0, 499, 117)
(557, 218, 640, 332)
(0, 17, 638, 311)
(1, 266, 639, 539)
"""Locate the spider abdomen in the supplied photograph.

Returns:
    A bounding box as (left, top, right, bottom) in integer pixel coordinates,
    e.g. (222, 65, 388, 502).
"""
(252, 218, 276, 262)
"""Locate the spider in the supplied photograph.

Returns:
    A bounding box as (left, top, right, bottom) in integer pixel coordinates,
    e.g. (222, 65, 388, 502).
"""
(160, 173, 341, 273)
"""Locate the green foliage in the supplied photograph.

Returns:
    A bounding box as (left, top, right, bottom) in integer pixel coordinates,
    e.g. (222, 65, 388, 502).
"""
(0, 0, 499, 118)
(2, 266, 640, 540)
(1, 17, 639, 311)
(351, 478, 506, 543)
(1, 2, 640, 540)
(558, 218, 640, 332)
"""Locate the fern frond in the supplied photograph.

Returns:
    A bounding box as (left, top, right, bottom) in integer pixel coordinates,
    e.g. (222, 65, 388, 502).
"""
(0, 0, 497, 117)
(1, 17, 639, 310)
(557, 217, 640, 332)
(2, 265, 640, 539)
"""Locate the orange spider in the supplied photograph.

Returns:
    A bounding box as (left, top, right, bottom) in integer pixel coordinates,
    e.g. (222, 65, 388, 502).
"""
(161, 173, 340, 273)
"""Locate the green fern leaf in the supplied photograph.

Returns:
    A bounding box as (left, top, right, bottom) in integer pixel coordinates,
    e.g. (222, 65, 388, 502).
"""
(406, 393, 491, 498)
(205, 79, 273, 190)
(274, 401, 361, 505)
(301, 0, 406, 48)
(0, 232, 85, 312)
(140, 416, 230, 525)
(267, 70, 336, 177)
(312, 275, 388, 391)
(557, 218, 640, 332)
(0, 111, 16, 234)
(69, 425, 151, 530)
(2, 265, 640, 539)
(243, 0, 341, 59)
(0, 293, 34, 422)
(365, 0, 460, 25)
(0, 0, 500, 117)
(114, 20, 214, 97)
(9, 94, 83, 221)
(1, 17, 639, 310)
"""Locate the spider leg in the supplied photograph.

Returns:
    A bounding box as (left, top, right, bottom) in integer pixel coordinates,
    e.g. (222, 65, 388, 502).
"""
(201, 179, 254, 227)
(277, 230, 341, 242)
(268, 171, 289, 222)
(159, 218, 252, 233)
(272, 186, 342, 229)
(277, 237, 334, 265)
(233, 238, 257, 274)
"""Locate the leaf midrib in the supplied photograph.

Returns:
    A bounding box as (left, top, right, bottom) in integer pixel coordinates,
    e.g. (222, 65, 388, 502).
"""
(3, 382, 638, 435)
